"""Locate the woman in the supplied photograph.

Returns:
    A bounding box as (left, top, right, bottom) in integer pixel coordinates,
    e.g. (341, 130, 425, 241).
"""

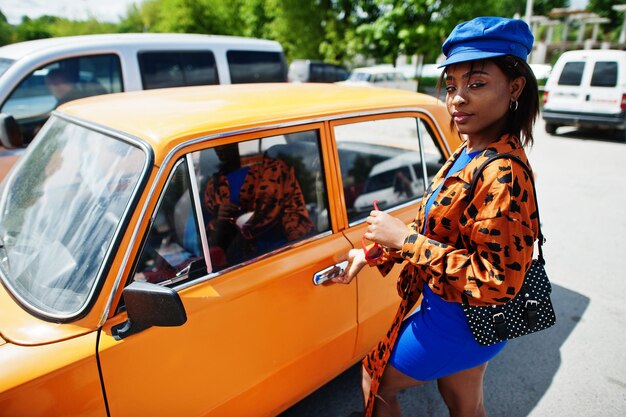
(334, 17, 540, 417)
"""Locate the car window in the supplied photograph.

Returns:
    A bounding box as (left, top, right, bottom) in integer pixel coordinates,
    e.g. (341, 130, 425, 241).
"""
(309, 63, 325, 82)
(138, 51, 219, 90)
(335, 66, 349, 82)
(334, 116, 445, 223)
(1, 54, 122, 142)
(557, 61, 585, 86)
(133, 130, 328, 285)
(590, 61, 618, 87)
(183, 129, 327, 273)
(226, 50, 287, 83)
(133, 159, 204, 286)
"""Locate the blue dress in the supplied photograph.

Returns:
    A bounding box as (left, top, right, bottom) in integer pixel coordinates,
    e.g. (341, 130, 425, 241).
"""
(387, 148, 507, 381)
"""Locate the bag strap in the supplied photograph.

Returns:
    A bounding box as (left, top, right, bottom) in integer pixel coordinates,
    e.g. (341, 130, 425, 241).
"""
(467, 153, 545, 264)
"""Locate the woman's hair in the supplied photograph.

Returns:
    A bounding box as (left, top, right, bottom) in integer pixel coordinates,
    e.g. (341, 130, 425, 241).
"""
(437, 55, 540, 147)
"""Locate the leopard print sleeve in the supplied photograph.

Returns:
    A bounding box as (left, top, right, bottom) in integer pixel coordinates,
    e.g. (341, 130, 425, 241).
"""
(399, 158, 538, 306)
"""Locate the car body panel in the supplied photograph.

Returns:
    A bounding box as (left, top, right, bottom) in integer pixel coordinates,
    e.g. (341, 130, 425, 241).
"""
(98, 234, 356, 416)
(0, 332, 106, 417)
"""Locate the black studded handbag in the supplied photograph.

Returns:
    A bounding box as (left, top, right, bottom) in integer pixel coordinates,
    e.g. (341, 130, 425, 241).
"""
(461, 153, 556, 346)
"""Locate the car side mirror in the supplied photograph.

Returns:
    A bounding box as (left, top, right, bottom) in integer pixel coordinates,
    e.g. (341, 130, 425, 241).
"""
(0, 113, 23, 149)
(112, 281, 187, 340)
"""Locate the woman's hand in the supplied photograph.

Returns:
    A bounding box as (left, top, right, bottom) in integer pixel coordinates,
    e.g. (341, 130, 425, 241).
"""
(364, 209, 408, 250)
(216, 202, 240, 222)
(332, 249, 367, 285)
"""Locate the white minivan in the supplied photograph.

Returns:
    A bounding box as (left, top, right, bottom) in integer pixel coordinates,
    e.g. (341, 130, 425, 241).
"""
(0, 33, 287, 151)
(542, 49, 626, 138)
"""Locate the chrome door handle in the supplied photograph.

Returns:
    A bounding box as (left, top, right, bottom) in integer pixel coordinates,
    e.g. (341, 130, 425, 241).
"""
(313, 261, 349, 285)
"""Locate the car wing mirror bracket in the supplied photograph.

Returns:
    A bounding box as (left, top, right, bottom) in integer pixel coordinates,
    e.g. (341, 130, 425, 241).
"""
(112, 281, 187, 340)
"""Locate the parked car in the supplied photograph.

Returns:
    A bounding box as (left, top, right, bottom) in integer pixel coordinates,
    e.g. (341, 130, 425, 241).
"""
(0, 33, 287, 149)
(417, 63, 444, 98)
(288, 59, 349, 83)
(542, 49, 626, 138)
(337, 65, 418, 92)
(0, 83, 459, 416)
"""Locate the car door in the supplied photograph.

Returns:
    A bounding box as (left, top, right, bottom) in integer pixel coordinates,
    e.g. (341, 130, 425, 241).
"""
(329, 114, 447, 355)
(96, 125, 357, 416)
(545, 58, 587, 113)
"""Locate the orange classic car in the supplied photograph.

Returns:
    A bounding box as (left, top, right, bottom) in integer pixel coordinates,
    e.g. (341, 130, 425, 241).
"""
(0, 83, 459, 416)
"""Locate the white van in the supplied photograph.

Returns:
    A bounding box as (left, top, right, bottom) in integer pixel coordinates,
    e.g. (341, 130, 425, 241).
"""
(542, 49, 626, 138)
(0, 33, 287, 148)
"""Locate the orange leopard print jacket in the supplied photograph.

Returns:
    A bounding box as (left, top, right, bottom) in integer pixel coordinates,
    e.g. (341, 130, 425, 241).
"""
(362, 134, 539, 416)
(204, 156, 314, 242)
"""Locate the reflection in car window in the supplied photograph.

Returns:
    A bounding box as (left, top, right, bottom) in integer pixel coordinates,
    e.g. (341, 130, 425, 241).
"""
(334, 117, 445, 223)
(139, 51, 219, 89)
(226, 50, 287, 83)
(194, 130, 327, 272)
(558, 61, 585, 86)
(590, 61, 618, 87)
(134, 159, 203, 286)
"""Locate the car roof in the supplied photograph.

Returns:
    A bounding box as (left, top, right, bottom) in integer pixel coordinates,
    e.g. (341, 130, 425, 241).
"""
(59, 83, 451, 159)
(351, 65, 401, 74)
(558, 49, 626, 59)
(0, 33, 282, 61)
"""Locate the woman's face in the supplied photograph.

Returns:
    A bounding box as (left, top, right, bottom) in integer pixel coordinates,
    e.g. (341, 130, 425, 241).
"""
(444, 60, 524, 143)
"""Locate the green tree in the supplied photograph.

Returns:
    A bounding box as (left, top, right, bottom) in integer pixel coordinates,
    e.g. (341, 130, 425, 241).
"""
(492, 0, 569, 18)
(588, 0, 623, 33)
(117, 2, 161, 32)
(149, 0, 240, 34)
(318, 0, 382, 65)
(264, 0, 326, 60)
(356, 0, 502, 65)
(50, 18, 117, 37)
(239, 0, 274, 39)
(0, 10, 13, 46)
(14, 16, 56, 41)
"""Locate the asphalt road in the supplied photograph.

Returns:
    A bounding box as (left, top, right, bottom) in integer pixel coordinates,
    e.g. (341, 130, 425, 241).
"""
(280, 118, 626, 417)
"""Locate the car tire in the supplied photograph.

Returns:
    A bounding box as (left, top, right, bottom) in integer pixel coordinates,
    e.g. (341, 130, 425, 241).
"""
(545, 123, 557, 135)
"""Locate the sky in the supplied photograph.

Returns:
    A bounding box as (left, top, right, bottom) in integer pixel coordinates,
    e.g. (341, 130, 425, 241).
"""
(1, 0, 591, 26)
(1, 0, 144, 24)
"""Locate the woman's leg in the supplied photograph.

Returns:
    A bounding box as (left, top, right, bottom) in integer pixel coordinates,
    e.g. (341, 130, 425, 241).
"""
(361, 364, 427, 417)
(436, 362, 488, 417)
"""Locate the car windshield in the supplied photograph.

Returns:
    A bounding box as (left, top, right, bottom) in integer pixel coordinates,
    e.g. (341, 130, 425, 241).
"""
(0, 58, 14, 77)
(0, 117, 147, 318)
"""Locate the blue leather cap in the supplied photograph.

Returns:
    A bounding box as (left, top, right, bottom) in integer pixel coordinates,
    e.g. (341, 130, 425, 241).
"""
(439, 17, 534, 68)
